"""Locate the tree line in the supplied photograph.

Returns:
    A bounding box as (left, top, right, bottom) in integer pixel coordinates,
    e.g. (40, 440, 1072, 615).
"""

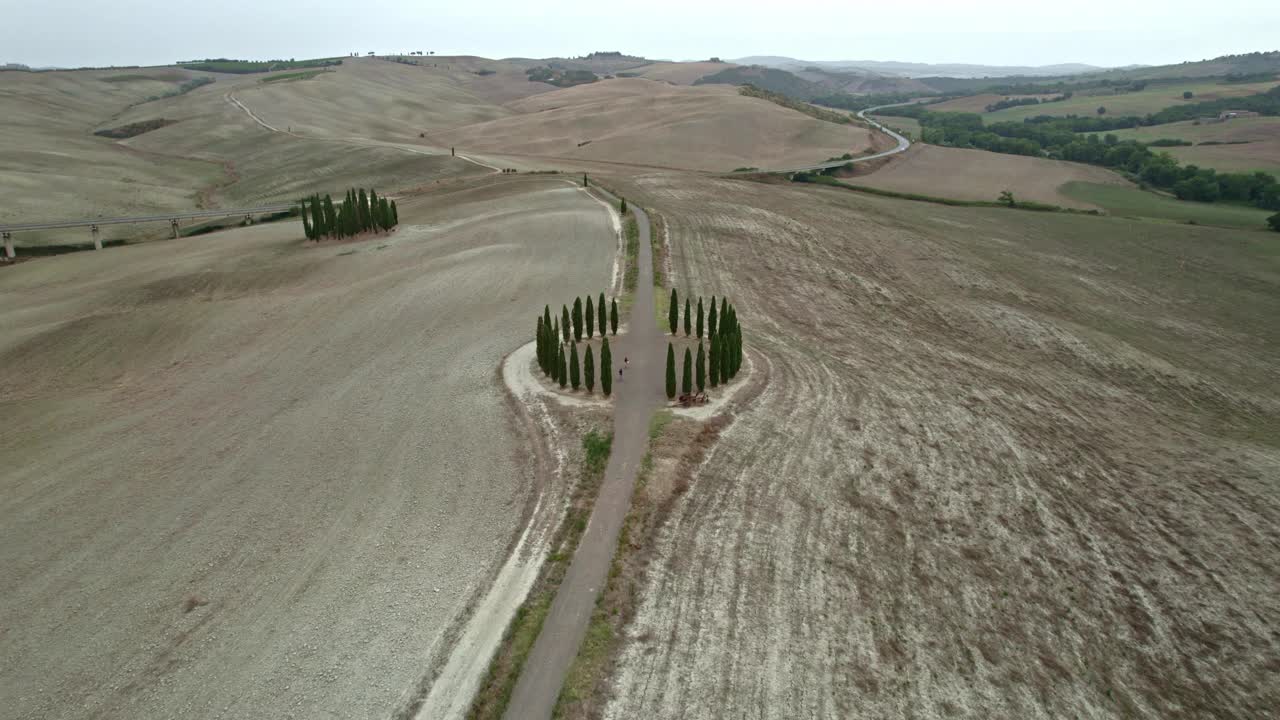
(535, 293, 621, 396)
(880, 107, 1280, 210)
(300, 188, 398, 241)
(664, 289, 743, 399)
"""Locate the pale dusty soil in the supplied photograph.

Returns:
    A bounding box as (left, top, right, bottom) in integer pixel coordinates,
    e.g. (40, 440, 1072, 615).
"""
(0, 60, 490, 246)
(600, 174, 1280, 719)
(427, 79, 875, 172)
(0, 177, 616, 720)
(858, 145, 1132, 208)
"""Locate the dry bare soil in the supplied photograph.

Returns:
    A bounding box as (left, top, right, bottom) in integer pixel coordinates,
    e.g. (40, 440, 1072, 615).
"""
(856, 144, 1132, 208)
(0, 176, 617, 720)
(428, 78, 875, 172)
(599, 173, 1280, 719)
(0, 59, 502, 246)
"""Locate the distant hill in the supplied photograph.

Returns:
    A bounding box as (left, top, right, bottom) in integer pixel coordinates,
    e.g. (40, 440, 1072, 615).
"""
(732, 56, 1107, 78)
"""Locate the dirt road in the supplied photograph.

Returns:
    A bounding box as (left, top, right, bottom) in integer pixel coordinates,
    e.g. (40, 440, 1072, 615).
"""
(503, 201, 665, 720)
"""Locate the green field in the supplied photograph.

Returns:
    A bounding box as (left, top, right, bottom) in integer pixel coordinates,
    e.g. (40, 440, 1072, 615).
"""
(985, 80, 1280, 121)
(178, 58, 342, 74)
(1061, 181, 1275, 228)
(1103, 116, 1280, 143)
(872, 114, 921, 140)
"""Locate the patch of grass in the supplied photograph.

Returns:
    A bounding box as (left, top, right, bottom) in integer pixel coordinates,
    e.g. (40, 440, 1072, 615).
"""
(177, 57, 342, 74)
(1061, 181, 1274, 228)
(649, 410, 674, 440)
(790, 173, 1081, 213)
(623, 214, 640, 295)
(94, 118, 178, 139)
(260, 69, 326, 84)
(738, 85, 854, 125)
(467, 428, 613, 720)
(100, 74, 154, 83)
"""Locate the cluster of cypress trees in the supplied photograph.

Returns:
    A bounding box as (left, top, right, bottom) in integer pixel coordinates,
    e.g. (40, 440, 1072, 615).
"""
(534, 293, 619, 397)
(300, 187, 398, 241)
(664, 289, 743, 399)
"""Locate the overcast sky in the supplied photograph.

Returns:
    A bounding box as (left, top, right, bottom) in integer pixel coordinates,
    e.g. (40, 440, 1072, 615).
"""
(3, 0, 1278, 69)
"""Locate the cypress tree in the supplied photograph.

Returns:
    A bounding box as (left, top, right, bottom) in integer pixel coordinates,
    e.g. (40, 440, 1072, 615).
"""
(709, 336, 719, 387)
(390, 200, 398, 227)
(302, 198, 314, 240)
(584, 345, 595, 393)
(682, 347, 693, 395)
(562, 306, 571, 344)
(665, 343, 676, 399)
(544, 305, 553, 337)
(620, 197, 627, 214)
(720, 297, 728, 333)
(684, 297, 691, 336)
(668, 288, 678, 335)
(696, 341, 706, 392)
(569, 342, 580, 390)
(558, 345, 567, 388)
(369, 189, 379, 229)
(323, 195, 336, 237)
(572, 297, 583, 342)
(719, 334, 730, 381)
(597, 292, 606, 339)
(536, 316, 544, 373)
(583, 173, 588, 187)
(708, 295, 718, 338)
(610, 298, 618, 335)
(585, 295, 595, 339)
(358, 188, 370, 232)
(601, 337, 613, 397)
(696, 297, 704, 339)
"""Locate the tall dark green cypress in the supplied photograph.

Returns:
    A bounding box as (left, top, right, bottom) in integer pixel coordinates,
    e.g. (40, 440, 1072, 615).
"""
(544, 305, 553, 338)
(302, 199, 314, 240)
(562, 306, 571, 344)
(584, 345, 595, 393)
(665, 343, 676, 399)
(709, 336, 719, 387)
(358, 188, 370, 232)
(585, 295, 595, 339)
(610, 298, 618, 335)
(720, 297, 728, 333)
(696, 341, 706, 392)
(696, 297, 704, 339)
(390, 200, 398, 227)
(719, 334, 730, 381)
(569, 342, 580, 390)
(682, 347, 693, 395)
(708, 295, 718, 339)
(558, 345, 567, 388)
(597, 292, 606, 338)
(323, 195, 336, 237)
(601, 337, 613, 397)
(536, 316, 544, 373)
(572, 297, 583, 342)
(684, 297, 691, 336)
(669, 288, 678, 335)
(369, 189, 379, 229)
(620, 197, 627, 215)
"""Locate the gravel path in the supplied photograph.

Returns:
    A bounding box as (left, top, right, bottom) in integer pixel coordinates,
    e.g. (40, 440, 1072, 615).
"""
(503, 200, 665, 720)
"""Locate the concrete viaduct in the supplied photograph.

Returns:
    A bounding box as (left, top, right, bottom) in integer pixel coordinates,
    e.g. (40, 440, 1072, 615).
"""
(0, 204, 298, 260)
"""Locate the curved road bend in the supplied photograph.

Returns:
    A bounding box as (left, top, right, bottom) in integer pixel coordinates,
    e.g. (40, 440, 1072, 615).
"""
(502, 198, 664, 720)
(773, 103, 915, 173)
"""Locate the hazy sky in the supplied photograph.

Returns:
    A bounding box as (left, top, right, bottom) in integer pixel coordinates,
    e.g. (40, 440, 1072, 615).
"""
(3, 0, 1278, 69)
